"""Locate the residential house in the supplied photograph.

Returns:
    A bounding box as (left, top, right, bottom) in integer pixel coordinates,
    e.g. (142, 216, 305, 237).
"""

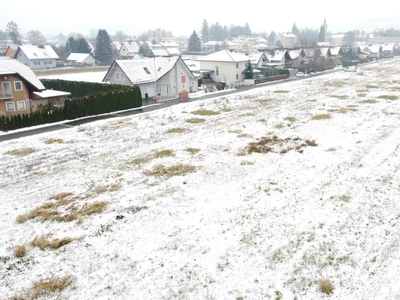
(102, 56, 198, 101)
(362, 44, 382, 59)
(327, 34, 344, 46)
(112, 41, 122, 59)
(14, 45, 59, 70)
(248, 52, 269, 75)
(225, 35, 268, 52)
(251, 43, 269, 52)
(0, 57, 70, 117)
(5, 45, 18, 58)
(381, 43, 396, 57)
(195, 50, 249, 86)
(66, 53, 95, 67)
(202, 41, 238, 53)
(285, 49, 305, 68)
(276, 32, 298, 48)
(265, 49, 287, 66)
(328, 46, 343, 65)
(151, 42, 181, 56)
(120, 42, 140, 59)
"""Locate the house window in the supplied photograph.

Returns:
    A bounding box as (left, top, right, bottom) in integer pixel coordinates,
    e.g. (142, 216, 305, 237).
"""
(236, 74, 239, 80)
(14, 81, 23, 91)
(143, 67, 151, 74)
(6, 102, 15, 111)
(236, 63, 239, 68)
(34, 61, 41, 65)
(115, 72, 120, 80)
(216, 66, 219, 76)
(17, 101, 26, 110)
(26, 99, 31, 109)
(2, 82, 12, 98)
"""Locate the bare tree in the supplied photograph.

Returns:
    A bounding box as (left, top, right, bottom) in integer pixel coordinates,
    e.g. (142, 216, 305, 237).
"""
(114, 30, 127, 42)
(27, 30, 47, 45)
(6, 21, 22, 45)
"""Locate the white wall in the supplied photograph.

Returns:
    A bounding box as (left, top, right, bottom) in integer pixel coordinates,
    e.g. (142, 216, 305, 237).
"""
(199, 61, 246, 84)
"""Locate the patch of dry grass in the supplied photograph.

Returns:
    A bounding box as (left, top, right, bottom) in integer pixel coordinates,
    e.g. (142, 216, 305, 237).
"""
(14, 245, 27, 258)
(101, 120, 134, 131)
(328, 95, 348, 100)
(185, 118, 206, 124)
(311, 114, 331, 120)
(191, 109, 220, 116)
(166, 127, 187, 134)
(220, 107, 233, 112)
(247, 135, 317, 154)
(237, 133, 252, 138)
(256, 98, 270, 104)
(154, 149, 174, 158)
(330, 80, 347, 87)
(4, 148, 37, 156)
(275, 123, 285, 129)
(31, 235, 74, 250)
(284, 117, 297, 122)
(274, 90, 289, 93)
(144, 164, 196, 178)
(366, 84, 380, 89)
(359, 99, 378, 104)
(44, 138, 64, 144)
(327, 108, 354, 113)
(127, 156, 153, 166)
(357, 93, 367, 97)
(16, 190, 108, 224)
(378, 95, 398, 100)
(318, 279, 334, 295)
(185, 148, 200, 154)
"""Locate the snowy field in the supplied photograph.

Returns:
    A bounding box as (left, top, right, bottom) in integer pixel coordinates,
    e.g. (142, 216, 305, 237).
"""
(1, 58, 400, 299)
(39, 71, 107, 83)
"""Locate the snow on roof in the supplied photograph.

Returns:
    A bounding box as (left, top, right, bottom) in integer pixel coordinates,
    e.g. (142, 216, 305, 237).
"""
(329, 46, 342, 56)
(107, 56, 181, 84)
(364, 44, 381, 53)
(319, 47, 330, 56)
(266, 49, 287, 61)
(196, 50, 249, 62)
(0, 57, 45, 90)
(247, 52, 266, 64)
(226, 35, 268, 43)
(154, 42, 180, 48)
(278, 32, 297, 38)
(122, 42, 139, 53)
(287, 49, 304, 59)
(17, 45, 59, 60)
(182, 57, 202, 78)
(66, 53, 92, 63)
(203, 41, 237, 46)
(381, 43, 395, 51)
(112, 41, 121, 51)
(151, 49, 169, 57)
(166, 48, 181, 56)
(251, 43, 269, 49)
(31, 90, 71, 99)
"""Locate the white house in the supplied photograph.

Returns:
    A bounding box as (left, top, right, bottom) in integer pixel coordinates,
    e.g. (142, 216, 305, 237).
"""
(102, 56, 198, 101)
(119, 42, 140, 59)
(362, 44, 382, 58)
(276, 32, 298, 48)
(196, 50, 249, 85)
(266, 49, 287, 66)
(14, 45, 59, 70)
(66, 53, 95, 67)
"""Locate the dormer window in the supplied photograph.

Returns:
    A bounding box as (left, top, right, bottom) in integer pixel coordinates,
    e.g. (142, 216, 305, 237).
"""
(143, 67, 151, 74)
(33, 53, 38, 57)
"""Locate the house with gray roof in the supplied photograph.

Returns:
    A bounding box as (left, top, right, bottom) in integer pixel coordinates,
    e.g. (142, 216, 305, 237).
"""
(0, 57, 70, 117)
(120, 42, 140, 59)
(14, 45, 59, 70)
(196, 50, 249, 85)
(102, 56, 198, 101)
(66, 53, 95, 67)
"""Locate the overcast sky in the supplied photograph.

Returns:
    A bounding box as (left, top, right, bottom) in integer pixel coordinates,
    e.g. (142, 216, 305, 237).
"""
(1, 0, 399, 38)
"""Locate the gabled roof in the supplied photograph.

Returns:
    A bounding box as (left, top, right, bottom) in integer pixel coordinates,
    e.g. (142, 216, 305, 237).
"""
(286, 49, 305, 59)
(166, 48, 181, 56)
(196, 50, 249, 62)
(182, 56, 202, 78)
(112, 41, 121, 51)
(122, 42, 139, 53)
(248, 52, 268, 65)
(151, 48, 170, 56)
(363, 44, 381, 54)
(203, 41, 238, 47)
(266, 49, 287, 61)
(225, 35, 268, 43)
(153, 42, 180, 48)
(329, 46, 342, 56)
(251, 43, 269, 50)
(0, 57, 45, 91)
(381, 43, 395, 51)
(103, 56, 194, 84)
(16, 45, 59, 60)
(319, 47, 330, 56)
(7, 44, 19, 52)
(66, 53, 93, 63)
(278, 32, 297, 38)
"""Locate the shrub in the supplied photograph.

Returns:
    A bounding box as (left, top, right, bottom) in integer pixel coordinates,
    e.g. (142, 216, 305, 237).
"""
(318, 279, 334, 294)
(14, 245, 27, 258)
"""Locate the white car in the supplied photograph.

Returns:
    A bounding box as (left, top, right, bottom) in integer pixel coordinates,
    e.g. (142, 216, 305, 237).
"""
(295, 72, 305, 77)
(344, 66, 357, 72)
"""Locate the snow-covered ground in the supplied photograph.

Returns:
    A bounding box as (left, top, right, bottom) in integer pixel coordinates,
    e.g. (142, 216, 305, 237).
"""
(1, 59, 400, 299)
(39, 71, 107, 83)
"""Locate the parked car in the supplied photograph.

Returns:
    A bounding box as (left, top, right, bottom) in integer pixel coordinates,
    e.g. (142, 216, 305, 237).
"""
(295, 72, 305, 78)
(344, 66, 357, 72)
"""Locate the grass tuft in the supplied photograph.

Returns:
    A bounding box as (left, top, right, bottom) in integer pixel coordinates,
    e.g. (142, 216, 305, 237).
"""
(31, 235, 74, 250)
(4, 148, 37, 156)
(378, 95, 398, 100)
(185, 118, 206, 124)
(311, 114, 331, 120)
(284, 117, 297, 122)
(185, 148, 200, 154)
(14, 245, 27, 258)
(144, 164, 196, 178)
(154, 149, 174, 158)
(31, 275, 73, 298)
(44, 138, 64, 144)
(318, 279, 334, 295)
(191, 109, 220, 116)
(359, 99, 378, 104)
(274, 90, 289, 93)
(166, 127, 187, 134)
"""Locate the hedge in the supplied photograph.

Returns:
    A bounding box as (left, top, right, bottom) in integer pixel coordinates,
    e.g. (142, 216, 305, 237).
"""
(0, 80, 142, 132)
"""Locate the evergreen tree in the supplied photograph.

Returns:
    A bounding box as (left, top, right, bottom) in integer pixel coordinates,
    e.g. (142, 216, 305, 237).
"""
(75, 37, 92, 53)
(6, 21, 22, 45)
(243, 60, 254, 79)
(244, 23, 252, 35)
(95, 29, 113, 65)
(188, 31, 201, 52)
(201, 19, 210, 43)
(318, 25, 326, 42)
(268, 31, 276, 47)
(292, 23, 300, 37)
(65, 37, 76, 54)
(139, 43, 151, 56)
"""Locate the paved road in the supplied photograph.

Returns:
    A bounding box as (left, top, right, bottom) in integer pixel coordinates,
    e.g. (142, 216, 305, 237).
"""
(0, 66, 360, 142)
